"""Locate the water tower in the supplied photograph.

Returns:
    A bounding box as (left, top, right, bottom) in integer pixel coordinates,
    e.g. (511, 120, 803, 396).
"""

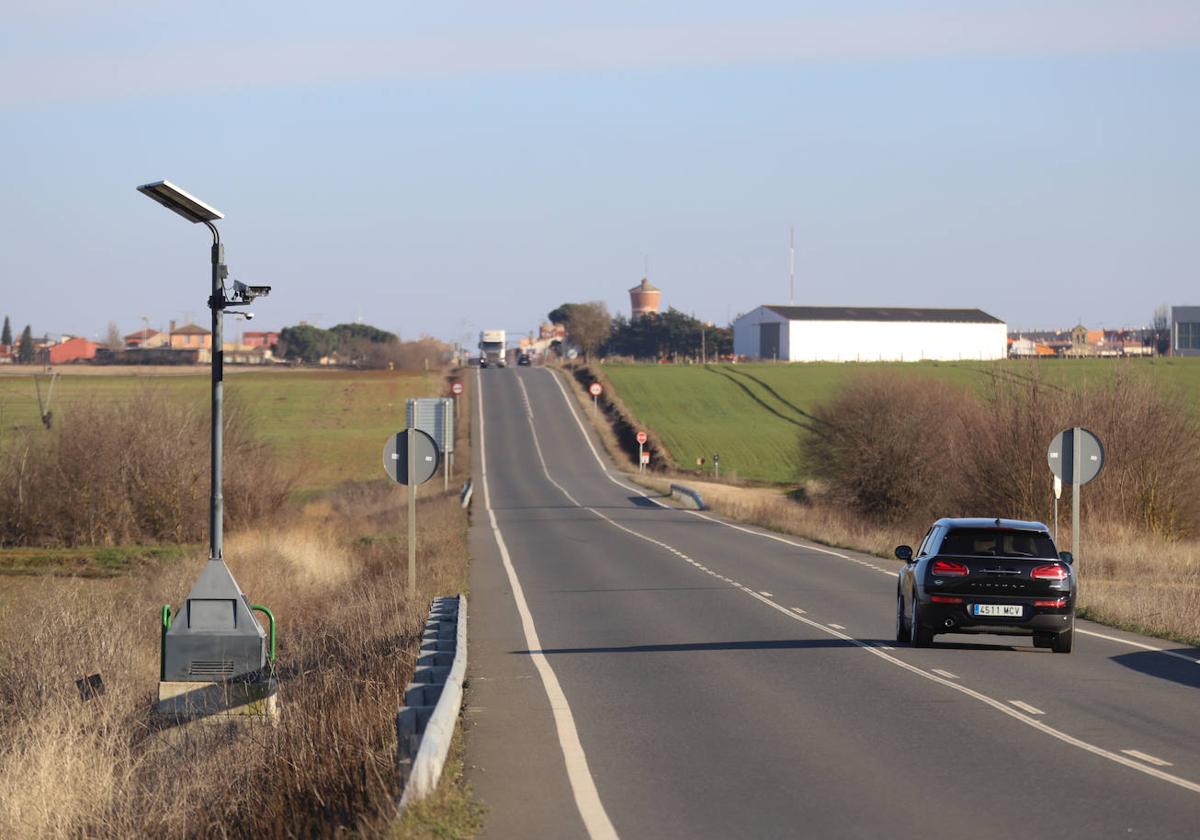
(629, 277, 661, 320)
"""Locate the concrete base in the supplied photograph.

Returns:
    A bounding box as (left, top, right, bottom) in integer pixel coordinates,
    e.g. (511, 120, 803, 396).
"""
(156, 678, 280, 722)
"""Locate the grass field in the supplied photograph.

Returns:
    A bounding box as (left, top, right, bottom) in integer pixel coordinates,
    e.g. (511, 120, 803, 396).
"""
(0, 367, 443, 492)
(602, 358, 1200, 484)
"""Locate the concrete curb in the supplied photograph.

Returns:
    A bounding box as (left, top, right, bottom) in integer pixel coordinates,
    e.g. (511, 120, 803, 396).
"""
(397, 594, 467, 811)
(670, 483, 707, 510)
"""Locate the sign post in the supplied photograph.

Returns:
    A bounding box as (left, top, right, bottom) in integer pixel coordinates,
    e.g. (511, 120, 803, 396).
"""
(1047, 427, 1104, 563)
(589, 381, 602, 413)
(713, 453, 720, 480)
(383, 428, 440, 591)
(636, 430, 647, 472)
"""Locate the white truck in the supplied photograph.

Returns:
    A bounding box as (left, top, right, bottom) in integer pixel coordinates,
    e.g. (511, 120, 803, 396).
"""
(478, 329, 507, 368)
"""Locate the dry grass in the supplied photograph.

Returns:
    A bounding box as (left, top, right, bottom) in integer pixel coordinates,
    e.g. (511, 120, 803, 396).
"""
(0, 472, 474, 836)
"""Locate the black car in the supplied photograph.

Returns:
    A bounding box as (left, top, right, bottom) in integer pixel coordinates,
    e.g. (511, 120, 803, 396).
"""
(517, 352, 532, 366)
(895, 518, 1076, 653)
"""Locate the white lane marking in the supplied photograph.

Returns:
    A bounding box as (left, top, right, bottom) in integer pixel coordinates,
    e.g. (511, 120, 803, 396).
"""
(1122, 750, 1174, 767)
(544, 368, 1200, 674)
(1009, 700, 1045, 716)
(828, 623, 846, 630)
(760, 591, 774, 597)
(1076, 628, 1200, 665)
(792, 606, 807, 615)
(534, 367, 1200, 797)
(931, 669, 958, 680)
(477, 370, 619, 840)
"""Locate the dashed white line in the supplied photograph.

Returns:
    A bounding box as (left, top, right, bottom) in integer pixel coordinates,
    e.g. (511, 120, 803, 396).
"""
(1122, 750, 1173, 767)
(1009, 700, 1045, 716)
(828, 623, 846, 630)
(931, 669, 959, 680)
(792, 607, 807, 615)
(538, 367, 1200, 797)
(760, 591, 774, 597)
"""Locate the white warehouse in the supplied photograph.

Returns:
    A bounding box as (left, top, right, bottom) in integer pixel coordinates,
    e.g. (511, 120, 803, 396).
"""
(732, 305, 1007, 362)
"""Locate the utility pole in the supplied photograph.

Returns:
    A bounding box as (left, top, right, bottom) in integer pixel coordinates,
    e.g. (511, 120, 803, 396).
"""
(789, 225, 795, 305)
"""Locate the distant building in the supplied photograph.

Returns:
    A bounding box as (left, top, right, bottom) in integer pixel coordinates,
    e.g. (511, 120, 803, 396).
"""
(45, 336, 98, 364)
(169, 321, 212, 350)
(125, 328, 168, 349)
(242, 331, 279, 350)
(732, 305, 1006, 362)
(629, 277, 661, 320)
(1171, 306, 1200, 357)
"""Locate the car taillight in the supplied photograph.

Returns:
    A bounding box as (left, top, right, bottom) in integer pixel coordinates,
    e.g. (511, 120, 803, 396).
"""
(1032, 565, 1067, 581)
(932, 560, 969, 576)
(930, 595, 963, 604)
(1034, 598, 1068, 608)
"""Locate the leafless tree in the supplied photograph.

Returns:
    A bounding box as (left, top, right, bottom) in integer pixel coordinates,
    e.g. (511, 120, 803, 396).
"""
(106, 321, 123, 351)
(566, 301, 612, 360)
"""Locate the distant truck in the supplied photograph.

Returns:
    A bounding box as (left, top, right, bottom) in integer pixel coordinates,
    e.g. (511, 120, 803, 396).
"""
(479, 330, 507, 368)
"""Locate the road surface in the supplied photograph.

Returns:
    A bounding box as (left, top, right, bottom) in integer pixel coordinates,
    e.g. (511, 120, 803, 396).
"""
(466, 366, 1200, 839)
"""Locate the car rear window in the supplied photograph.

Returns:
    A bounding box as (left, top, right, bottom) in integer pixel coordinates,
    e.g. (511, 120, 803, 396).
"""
(938, 529, 1057, 559)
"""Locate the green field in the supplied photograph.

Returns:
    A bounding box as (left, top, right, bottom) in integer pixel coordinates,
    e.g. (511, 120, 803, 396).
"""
(603, 358, 1200, 484)
(0, 368, 441, 492)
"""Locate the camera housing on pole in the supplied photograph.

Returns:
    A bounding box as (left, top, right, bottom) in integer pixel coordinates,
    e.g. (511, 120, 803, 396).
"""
(138, 180, 278, 720)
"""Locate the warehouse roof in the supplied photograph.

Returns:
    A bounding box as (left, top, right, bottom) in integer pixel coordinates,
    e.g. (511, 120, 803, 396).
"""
(763, 305, 1003, 324)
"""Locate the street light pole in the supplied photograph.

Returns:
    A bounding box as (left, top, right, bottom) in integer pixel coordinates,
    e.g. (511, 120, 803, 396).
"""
(206, 222, 225, 562)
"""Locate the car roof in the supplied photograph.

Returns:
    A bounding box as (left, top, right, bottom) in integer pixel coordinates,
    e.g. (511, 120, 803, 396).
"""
(934, 517, 1050, 532)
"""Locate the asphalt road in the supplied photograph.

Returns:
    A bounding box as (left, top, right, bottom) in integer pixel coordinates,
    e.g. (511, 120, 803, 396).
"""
(465, 366, 1200, 839)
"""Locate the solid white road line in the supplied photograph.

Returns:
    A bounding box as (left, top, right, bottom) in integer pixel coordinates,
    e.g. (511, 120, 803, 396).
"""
(1075, 628, 1200, 665)
(476, 369, 620, 840)
(1009, 700, 1045, 716)
(1122, 750, 1174, 767)
(931, 669, 958, 680)
(535, 367, 1200, 797)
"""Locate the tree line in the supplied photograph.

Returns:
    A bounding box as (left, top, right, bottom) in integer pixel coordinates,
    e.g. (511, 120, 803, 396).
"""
(276, 322, 448, 369)
(1, 316, 37, 363)
(547, 302, 733, 361)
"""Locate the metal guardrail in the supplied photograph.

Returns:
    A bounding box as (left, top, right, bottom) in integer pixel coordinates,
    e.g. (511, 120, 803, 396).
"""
(669, 483, 707, 510)
(397, 594, 467, 811)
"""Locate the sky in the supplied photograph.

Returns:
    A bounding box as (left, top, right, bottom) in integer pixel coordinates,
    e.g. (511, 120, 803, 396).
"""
(1, 1, 1198, 344)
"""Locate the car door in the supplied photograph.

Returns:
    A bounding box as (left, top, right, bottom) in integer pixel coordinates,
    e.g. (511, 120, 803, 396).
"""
(903, 527, 934, 607)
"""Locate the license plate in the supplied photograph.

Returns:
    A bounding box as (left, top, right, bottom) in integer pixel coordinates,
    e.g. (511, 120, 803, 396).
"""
(971, 604, 1023, 617)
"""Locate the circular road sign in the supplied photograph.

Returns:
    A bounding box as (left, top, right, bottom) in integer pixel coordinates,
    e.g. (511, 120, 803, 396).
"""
(636, 431, 647, 445)
(451, 381, 464, 396)
(383, 428, 440, 486)
(589, 382, 602, 397)
(1047, 427, 1104, 486)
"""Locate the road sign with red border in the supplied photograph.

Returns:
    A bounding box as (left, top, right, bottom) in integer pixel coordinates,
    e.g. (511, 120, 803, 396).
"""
(589, 382, 602, 397)
(640, 451, 650, 465)
(451, 381, 464, 396)
(636, 431, 647, 445)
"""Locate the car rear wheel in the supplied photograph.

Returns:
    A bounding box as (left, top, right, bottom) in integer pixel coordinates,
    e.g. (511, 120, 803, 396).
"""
(1052, 618, 1074, 654)
(895, 592, 911, 643)
(911, 597, 934, 648)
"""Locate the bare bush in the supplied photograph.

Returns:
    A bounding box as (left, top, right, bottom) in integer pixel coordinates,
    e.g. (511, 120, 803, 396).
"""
(806, 368, 1200, 539)
(0, 386, 293, 547)
(803, 374, 978, 524)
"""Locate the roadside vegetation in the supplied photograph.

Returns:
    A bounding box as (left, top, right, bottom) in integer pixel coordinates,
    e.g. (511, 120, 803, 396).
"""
(585, 360, 1200, 646)
(0, 368, 480, 838)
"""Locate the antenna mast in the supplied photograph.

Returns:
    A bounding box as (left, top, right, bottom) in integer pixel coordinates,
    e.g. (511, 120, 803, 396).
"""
(789, 225, 795, 304)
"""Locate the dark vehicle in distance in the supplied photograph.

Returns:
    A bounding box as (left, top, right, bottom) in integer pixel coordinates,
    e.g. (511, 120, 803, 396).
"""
(517, 352, 532, 366)
(896, 518, 1076, 653)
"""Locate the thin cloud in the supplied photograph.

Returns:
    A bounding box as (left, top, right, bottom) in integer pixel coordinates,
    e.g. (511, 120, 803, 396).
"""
(3, 2, 1199, 106)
